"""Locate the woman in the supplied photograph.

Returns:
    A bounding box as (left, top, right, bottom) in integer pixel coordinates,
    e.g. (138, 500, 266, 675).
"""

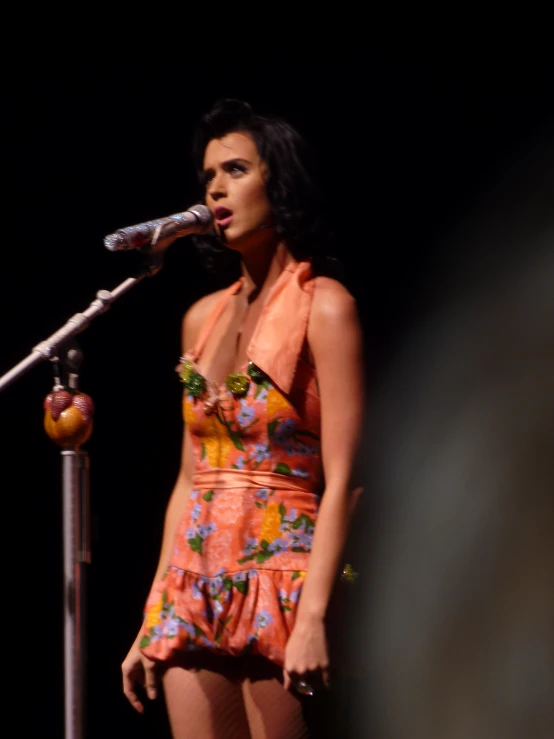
(121, 98, 365, 738)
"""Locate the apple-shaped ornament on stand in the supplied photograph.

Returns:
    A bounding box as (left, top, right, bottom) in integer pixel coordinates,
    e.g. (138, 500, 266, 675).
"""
(43, 389, 94, 449)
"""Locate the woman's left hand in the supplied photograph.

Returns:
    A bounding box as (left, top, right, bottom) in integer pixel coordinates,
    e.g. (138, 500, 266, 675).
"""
(283, 616, 330, 694)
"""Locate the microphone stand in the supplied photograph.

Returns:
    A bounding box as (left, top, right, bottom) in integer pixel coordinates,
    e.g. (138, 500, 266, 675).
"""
(0, 256, 163, 739)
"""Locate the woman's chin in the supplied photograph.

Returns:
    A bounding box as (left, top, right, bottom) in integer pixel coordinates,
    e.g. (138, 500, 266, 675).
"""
(219, 226, 277, 254)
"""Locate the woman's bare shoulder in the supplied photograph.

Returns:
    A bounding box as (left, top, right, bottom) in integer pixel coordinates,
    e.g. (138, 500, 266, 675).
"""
(181, 288, 228, 348)
(310, 276, 358, 323)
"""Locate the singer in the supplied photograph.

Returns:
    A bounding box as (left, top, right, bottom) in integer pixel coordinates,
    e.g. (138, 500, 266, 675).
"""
(121, 98, 365, 738)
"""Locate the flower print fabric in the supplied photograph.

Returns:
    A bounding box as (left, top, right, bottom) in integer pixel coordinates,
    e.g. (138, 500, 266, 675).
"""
(140, 261, 322, 667)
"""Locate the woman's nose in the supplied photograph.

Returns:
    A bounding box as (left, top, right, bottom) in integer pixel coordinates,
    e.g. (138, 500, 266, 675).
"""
(207, 172, 226, 200)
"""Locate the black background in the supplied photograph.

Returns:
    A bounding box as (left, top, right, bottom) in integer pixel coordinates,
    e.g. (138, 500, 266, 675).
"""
(1, 34, 553, 738)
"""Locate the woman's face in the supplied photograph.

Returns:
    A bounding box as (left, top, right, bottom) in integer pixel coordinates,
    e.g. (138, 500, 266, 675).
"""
(202, 131, 273, 250)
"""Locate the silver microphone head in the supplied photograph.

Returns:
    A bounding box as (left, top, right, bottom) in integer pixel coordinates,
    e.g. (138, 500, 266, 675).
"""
(187, 204, 213, 229)
(103, 204, 213, 252)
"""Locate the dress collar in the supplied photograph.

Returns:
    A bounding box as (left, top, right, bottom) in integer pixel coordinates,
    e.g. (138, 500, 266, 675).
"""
(247, 260, 314, 394)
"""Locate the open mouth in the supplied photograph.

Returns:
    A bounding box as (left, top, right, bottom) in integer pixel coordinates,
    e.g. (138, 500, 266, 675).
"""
(214, 207, 234, 228)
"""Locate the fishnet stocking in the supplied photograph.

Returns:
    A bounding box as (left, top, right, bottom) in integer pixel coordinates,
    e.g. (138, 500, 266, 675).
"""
(161, 653, 319, 739)
(242, 672, 310, 739)
(162, 654, 250, 739)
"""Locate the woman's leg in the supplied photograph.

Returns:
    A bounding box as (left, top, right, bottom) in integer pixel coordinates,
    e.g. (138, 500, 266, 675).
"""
(241, 657, 310, 739)
(162, 653, 252, 739)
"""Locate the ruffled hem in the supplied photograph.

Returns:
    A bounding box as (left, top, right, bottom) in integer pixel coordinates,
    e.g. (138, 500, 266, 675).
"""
(139, 566, 306, 667)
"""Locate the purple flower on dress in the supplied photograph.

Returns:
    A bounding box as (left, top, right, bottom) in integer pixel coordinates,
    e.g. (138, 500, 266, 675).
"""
(252, 444, 271, 463)
(244, 538, 258, 554)
(291, 467, 310, 479)
(237, 402, 255, 427)
(232, 571, 247, 583)
(208, 576, 224, 596)
(281, 443, 296, 456)
(255, 488, 269, 502)
(274, 418, 297, 442)
(283, 509, 297, 522)
(255, 609, 273, 629)
(166, 618, 180, 637)
(268, 538, 288, 553)
(234, 455, 246, 469)
(191, 503, 202, 522)
(190, 489, 199, 500)
(197, 522, 216, 539)
(186, 527, 195, 540)
(290, 531, 311, 548)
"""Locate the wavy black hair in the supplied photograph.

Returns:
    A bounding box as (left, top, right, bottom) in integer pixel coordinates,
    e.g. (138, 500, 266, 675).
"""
(190, 98, 343, 280)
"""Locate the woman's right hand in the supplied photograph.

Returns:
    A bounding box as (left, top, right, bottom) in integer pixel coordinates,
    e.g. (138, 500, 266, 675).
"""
(121, 632, 158, 714)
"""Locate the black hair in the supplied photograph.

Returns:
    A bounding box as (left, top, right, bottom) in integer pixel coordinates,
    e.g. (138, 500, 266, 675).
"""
(190, 98, 343, 280)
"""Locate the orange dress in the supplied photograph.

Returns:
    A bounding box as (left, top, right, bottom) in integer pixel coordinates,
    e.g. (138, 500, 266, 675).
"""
(139, 261, 322, 667)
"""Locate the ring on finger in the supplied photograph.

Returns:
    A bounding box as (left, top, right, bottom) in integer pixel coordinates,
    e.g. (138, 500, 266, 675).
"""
(295, 679, 315, 696)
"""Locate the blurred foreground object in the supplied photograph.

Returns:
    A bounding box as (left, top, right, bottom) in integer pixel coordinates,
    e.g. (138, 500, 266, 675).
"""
(348, 128, 554, 739)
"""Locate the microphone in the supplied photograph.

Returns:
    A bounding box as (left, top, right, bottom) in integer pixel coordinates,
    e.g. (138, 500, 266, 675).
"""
(104, 204, 213, 252)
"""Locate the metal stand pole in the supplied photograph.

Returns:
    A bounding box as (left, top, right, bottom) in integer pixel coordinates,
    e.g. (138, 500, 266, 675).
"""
(0, 258, 163, 739)
(62, 448, 91, 739)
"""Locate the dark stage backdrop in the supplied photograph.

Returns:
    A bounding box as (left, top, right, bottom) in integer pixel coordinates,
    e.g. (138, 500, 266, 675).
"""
(1, 46, 552, 738)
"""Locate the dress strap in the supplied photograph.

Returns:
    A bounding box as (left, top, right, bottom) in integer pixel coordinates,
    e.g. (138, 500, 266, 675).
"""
(189, 278, 244, 360)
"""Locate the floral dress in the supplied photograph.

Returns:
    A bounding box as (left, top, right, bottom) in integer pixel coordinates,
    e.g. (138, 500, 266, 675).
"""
(139, 261, 323, 667)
